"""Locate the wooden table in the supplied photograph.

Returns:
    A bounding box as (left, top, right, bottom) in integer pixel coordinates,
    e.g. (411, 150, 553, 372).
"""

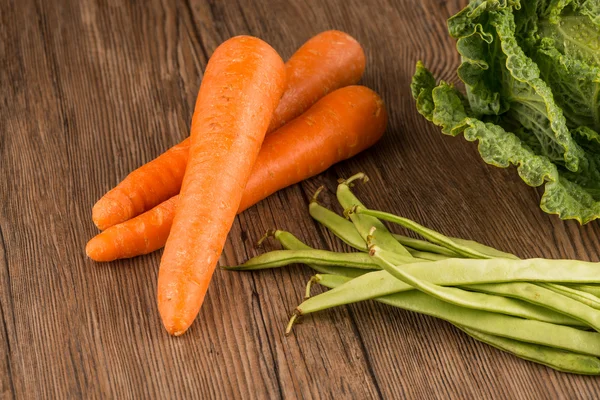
(2, 0, 600, 398)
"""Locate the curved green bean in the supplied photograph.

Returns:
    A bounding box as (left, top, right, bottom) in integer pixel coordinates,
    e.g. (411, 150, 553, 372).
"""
(293, 257, 600, 316)
(352, 206, 493, 259)
(336, 173, 412, 257)
(307, 183, 511, 261)
(313, 274, 600, 373)
(303, 274, 600, 357)
(538, 283, 600, 310)
(369, 246, 584, 326)
(306, 274, 582, 326)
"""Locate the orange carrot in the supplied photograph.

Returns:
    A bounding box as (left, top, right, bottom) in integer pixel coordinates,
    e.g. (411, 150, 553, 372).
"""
(92, 140, 189, 230)
(158, 36, 286, 336)
(86, 85, 387, 262)
(267, 30, 365, 132)
(91, 30, 365, 230)
(87, 196, 178, 261)
(238, 85, 385, 211)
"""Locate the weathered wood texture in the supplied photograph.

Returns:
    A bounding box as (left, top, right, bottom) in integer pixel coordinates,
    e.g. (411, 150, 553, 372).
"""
(2, 0, 600, 398)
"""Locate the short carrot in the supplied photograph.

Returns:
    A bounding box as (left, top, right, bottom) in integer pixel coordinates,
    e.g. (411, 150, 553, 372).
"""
(86, 85, 387, 262)
(158, 36, 286, 336)
(267, 30, 365, 132)
(92, 30, 365, 230)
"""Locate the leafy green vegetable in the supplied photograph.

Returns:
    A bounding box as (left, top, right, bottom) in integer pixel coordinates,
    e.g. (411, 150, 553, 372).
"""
(412, 0, 600, 223)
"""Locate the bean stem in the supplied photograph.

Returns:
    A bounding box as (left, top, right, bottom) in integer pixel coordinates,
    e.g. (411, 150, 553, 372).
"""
(308, 187, 367, 251)
(337, 174, 412, 257)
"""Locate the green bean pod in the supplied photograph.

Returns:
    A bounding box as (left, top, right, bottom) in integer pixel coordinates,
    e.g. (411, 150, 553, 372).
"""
(538, 283, 600, 310)
(308, 187, 368, 251)
(293, 258, 600, 317)
(224, 249, 384, 271)
(352, 206, 493, 259)
(462, 283, 593, 328)
(567, 284, 600, 298)
(268, 230, 366, 278)
(368, 247, 583, 326)
(392, 234, 461, 257)
(308, 194, 460, 259)
(458, 327, 600, 375)
(314, 275, 599, 374)
(309, 274, 600, 357)
(448, 237, 519, 259)
(336, 173, 412, 257)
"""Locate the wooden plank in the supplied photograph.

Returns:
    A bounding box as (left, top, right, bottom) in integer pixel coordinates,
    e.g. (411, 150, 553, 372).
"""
(1, 0, 600, 398)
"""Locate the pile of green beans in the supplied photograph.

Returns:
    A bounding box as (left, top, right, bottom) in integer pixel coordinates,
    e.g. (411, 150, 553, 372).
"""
(224, 173, 600, 374)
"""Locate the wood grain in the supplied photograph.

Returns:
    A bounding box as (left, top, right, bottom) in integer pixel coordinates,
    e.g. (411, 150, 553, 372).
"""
(2, 0, 600, 398)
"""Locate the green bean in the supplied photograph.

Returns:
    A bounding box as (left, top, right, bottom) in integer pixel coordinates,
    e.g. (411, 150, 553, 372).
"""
(224, 249, 387, 271)
(448, 236, 519, 259)
(392, 234, 461, 257)
(266, 230, 365, 278)
(352, 206, 493, 259)
(405, 248, 451, 261)
(461, 283, 591, 328)
(566, 284, 600, 298)
(308, 187, 368, 251)
(307, 183, 511, 262)
(303, 274, 600, 357)
(293, 257, 600, 315)
(336, 173, 412, 257)
(303, 274, 582, 327)
(369, 246, 583, 326)
(307, 184, 499, 260)
(312, 274, 600, 373)
(457, 327, 600, 375)
(538, 283, 600, 310)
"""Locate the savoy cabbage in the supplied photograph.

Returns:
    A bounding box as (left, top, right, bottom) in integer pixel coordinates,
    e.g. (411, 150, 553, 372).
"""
(412, 0, 600, 223)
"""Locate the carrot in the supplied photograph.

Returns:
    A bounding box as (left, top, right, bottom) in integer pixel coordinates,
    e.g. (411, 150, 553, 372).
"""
(267, 30, 366, 132)
(86, 85, 387, 262)
(158, 36, 286, 336)
(91, 30, 365, 230)
(92, 140, 189, 230)
(238, 85, 385, 211)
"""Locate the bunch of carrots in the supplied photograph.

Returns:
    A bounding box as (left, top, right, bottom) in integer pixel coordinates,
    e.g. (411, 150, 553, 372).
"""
(86, 31, 388, 335)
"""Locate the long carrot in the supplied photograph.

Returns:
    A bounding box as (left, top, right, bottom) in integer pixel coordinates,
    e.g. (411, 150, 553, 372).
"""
(86, 85, 387, 262)
(158, 36, 286, 336)
(92, 30, 365, 230)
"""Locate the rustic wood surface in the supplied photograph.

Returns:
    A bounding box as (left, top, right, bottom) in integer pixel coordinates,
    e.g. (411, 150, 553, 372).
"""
(2, 0, 600, 398)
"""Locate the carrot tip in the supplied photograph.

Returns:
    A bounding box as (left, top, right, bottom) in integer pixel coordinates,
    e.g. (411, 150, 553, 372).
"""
(85, 236, 110, 262)
(92, 197, 131, 231)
